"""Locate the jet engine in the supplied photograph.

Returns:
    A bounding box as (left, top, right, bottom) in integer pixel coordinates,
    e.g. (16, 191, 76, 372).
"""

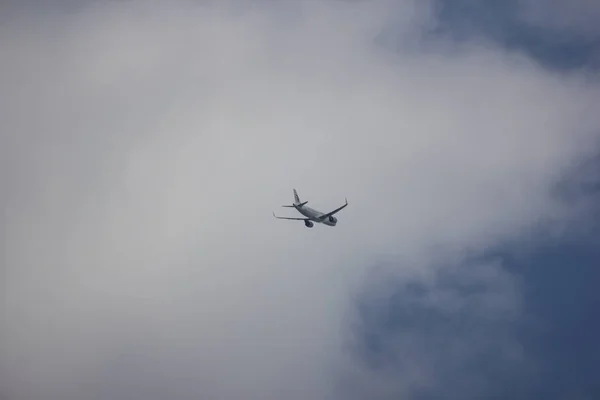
(328, 216, 337, 224)
(304, 220, 314, 228)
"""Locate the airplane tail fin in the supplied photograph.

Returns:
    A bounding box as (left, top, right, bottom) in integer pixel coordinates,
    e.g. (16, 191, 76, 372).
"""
(293, 189, 301, 204)
(282, 189, 307, 208)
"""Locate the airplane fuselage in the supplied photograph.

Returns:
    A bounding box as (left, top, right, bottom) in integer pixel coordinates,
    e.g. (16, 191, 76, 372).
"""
(295, 205, 338, 226)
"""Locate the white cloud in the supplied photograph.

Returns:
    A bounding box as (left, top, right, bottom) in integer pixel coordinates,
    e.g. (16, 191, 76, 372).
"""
(1, 1, 599, 399)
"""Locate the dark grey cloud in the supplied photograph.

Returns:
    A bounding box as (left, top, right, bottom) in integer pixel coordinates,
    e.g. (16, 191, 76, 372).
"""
(349, 237, 600, 399)
(347, 156, 600, 399)
(1, 1, 599, 399)
(519, 0, 600, 38)
(346, 258, 532, 399)
(425, 0, 600, 71)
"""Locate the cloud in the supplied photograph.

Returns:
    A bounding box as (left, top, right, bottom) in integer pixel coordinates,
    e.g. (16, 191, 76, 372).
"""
(343, 257, 532, 399)
(517, 0, 600, 38)
(428, 0, 600, 71)
(1, 1, 599, 399)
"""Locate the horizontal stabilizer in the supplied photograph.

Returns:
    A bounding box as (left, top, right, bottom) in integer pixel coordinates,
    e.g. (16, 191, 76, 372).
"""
(282, 201, 308, 208)
(273, 212, 309, 221)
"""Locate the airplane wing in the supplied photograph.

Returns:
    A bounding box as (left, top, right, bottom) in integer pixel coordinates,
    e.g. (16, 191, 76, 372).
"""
(318, 198, 348, 219)
(273, 212, 310, 221)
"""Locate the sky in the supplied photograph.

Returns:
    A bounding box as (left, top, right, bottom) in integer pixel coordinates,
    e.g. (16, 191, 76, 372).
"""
(1, 1, 599, 399)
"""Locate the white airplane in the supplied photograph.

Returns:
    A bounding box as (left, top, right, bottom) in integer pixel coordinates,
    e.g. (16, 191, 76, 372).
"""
(273, 189, 348, 228)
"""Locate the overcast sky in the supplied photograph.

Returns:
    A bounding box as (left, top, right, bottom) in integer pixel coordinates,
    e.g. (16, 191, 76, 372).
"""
(1, 1, 599, 399)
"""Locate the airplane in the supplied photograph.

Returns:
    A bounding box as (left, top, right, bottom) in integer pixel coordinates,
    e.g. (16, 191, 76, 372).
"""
(273, 189, 348, 228)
